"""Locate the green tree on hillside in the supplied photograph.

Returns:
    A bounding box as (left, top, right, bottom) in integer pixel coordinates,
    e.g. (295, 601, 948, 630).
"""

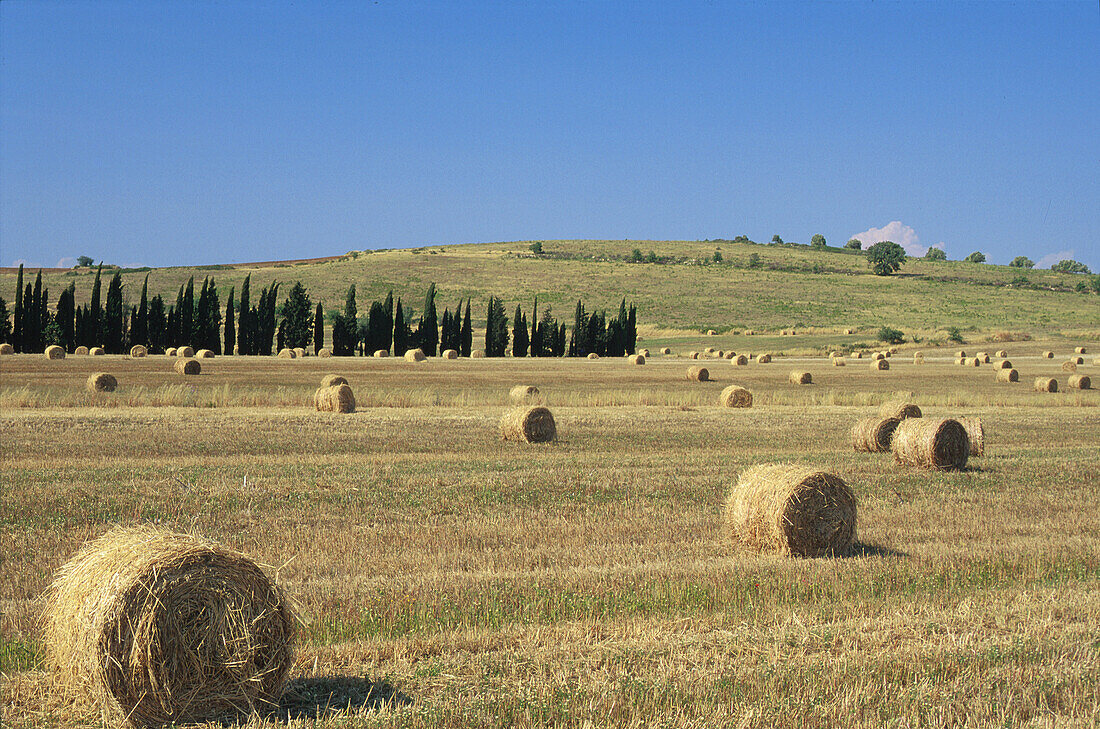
(964, 251, 986, 263)
(237, 275, 252, 355)
(845, 239, 862, 250)
(1010, 256, 1034, 268)
(313, 302, 324, 354)
(76, 255, 94, 267)
(811, 234, 827, 248)
(0, 297, 10, 344)
(512, 304, 528, 357)
(460, 299, 472, 357)
(281, 282, 313, 349)
(925, 247, 946, 261)
(224, 288, 235, 355)
(1051, 259, 1091, 274)
(866, 241, 906, 276)
(103, 271, 124, 353)
(771, 235, 783, 244)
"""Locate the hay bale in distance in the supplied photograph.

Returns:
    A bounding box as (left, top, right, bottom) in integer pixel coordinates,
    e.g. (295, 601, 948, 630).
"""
(870, 359, 889, 371)
(277, 348, 296, 359)
(724, 464, 856, 557)
(995, 359, 1013, 369)
(45, 345, 66, 360)
(872, 352, 886, 361)
(405, 348, 426, 362)
(1062, 360, 1078, 373)
(86, 372, 117, 393)
(732, 354, 748, 366)
(442, 349, 458, 359)
(844, 328, 855, 334)
(975, 352, 990, 363)
(851, 417, 901, 453)
(587, 352, 600, 359)
(688, 351, 700, 359)
(686, 366, 710, 382)
(509, 385, 541, 404)
(718, 385, 752, 408)
(1034, 377, 1058, 392)
(756, 353, 772, 364)
(164, 347, 176, 357)
(177, 346, 195, 357)
(293, 347, 307, 358)
(955, 350, 967, 358)
(995, 349, 1008, 358)
(90, 347, 105, 356)
(1042, 351, 1054, 359)
(373, 349, 389, 358)
(629, 354, 645, 365)
(1068, 374, 1092, 390)
(175, 358, 201, 375)
(704, 347, 716, 355)
(892, 418, 969, 470)
(129, 345, 147, 358)
(471, 349, 485, 358)
(43, 527, 295, 727)
(1072, 356, 1085, 365)
(1075, 346, 1087, 354)
(995, 368, 1019, 383)
(913, 351, 925, 364)
(959, 417, 985, 457)
(660, 347, 672, 355)
(500, 406, 556, 443)
(317, 348, 332, 358)
(853, 351, 864, 359)
(320, 374, 349, 388)
(878, 401, 922, 420)
(833, 357, 846, 366)
(788, 370, 812, 385)
(706, 329, 717, 336)
(196, 349, 215, 359)
(0, 343, 12, 355)
(314, 384, 355, 413)
(639, 348, 650, 357)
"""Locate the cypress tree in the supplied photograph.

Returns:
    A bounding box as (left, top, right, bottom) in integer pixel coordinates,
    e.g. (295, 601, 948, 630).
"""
(57, 283, 76, 352)
(104, 271, 124, 353)
(29, 272, 44, 352)
(281, 282, 312, 349)
(393, 298, 409, 355)
(439, 309, 451, 353)
(132, 275, 149, 348)
(0, 296, 10, 344)
(194, 278, 210, 349)
(180, 276, 195, 347)
(207, 280, 221, 354)
(88, 264, 103, 347)
(148, 296, 166, 353)
(571, 300, 587, 356)
(419, 283, 438, 356)
(276, 319, 286, 352)
(460, 299, 472, 357)
(171, 283, 184, 346)
(485, 296, 509, 357)
(363, 301, 384, 355)
(126, 306, 137, 348)
(626, 304, 637, 354)
(313, 302, 324, 354)
(512, 305, 528, 357)
(255, 282, 278, 356)
(166, 306, 177, 348)
(382, 291, 394, 352)
(529, 297, 540, 357)
(556, 322, 567, 357)
(224, 287, 235, 355)
(13, 264, 23, 352)
(237, 274, 252, 355)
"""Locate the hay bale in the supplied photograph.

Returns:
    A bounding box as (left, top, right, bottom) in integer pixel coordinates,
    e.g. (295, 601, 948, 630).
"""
(850, 417, 901, 452)
(1072, 356, 1085, 365)
(844, 328, 855, 334)
(0, 342, 12, 355)
(706, 329, 717, 336)
(509, 385, 541, 404)
(277, 348, 296, 359)
(405, 348, 426, 362)
(660, 347, 671, 355)
(175, 358, 201, 375)
(975, 352, 990, 363)
(177, 346, 194, 357)
(832, 357, 846, 366)
(314, 384, 355, 413)
(688, 351, 700, 359)
(884, 350, 893, 358)
(891, 418, 970, 470)
(995, 368, 1019, 383)
(1062, 360, 1078, 373)
(724, 351, 735, 359)
(43, 527, 295, 727)
(639, 348, 650, 357)
(1042, 351, 1054, 359)
(872, 352, 886, 361)
(627, 353, 645, 365)
(959, 417, 985, 457)
(317, 348, 332, 358)
(86, 372, 117, 393)
(995, 349, 1008, 358)
(853, 351, 864, 359)
(1068, 374, 1091, 390)
(1034, 377, 1058, 392)
(995, 359, 1013, 369)
(587, 352, 600, 359)
(500, 406, 556, 443)
(164, 347, 176, 357)
(320, 374, 349, 388)
(718, 385, 753, 407)
(442, 349, 458, 359)
(196, 349, 215, 359)
(90, 347, 105, 356)
(45, 345, 66, 360)
(1075, 346, 1087, 354)
(686, 366, 709, 382)
(471, 349, 485, 358)
(870, 359, 889, 371)
(293, 347, 307, 358)
(732, 354, 748, 366)
(756, 353, 772, 363)
(878, 401, 922, 420)
(704, 347, 716, 355)
(724, 464, 856, 557)
(129, 345, 147, 358)
(788, 370, 812, 385)
(1095, 357, 1100, 366)
(373, 349, 389, 358)
(913, 351, 924, 364)
(955, 350, 967, 358)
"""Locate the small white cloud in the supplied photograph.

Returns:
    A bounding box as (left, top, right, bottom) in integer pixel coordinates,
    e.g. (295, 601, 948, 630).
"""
(1037, 249, 1074, 270)
(56, 257, 76, 268)
(9, 259, 42, 268)
(850, 221, 934, 257)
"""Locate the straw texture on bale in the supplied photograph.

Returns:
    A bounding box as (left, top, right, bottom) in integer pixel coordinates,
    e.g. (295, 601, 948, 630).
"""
(756, 353, 772, 363)
(587, 352, 600, 359)
(995, 368, 1019, 383)
(43, 527, 295, 728)
(129, 345, 147, 358)
(724, 464, 856, 557)
(850, 417, 901, 453)
(500, 406, 556, 443)
(86, 372, 118, 393)
(660, 347, 671, 355)
(966, 357, 981, 367)
(1068, 374, 1091, 390)
(319, 374, 349, 388)
(293, 347, 306, 358)
(175, 358, 201, 375)
(872, 352, 886, 361)
(955, 350, 967, 358)
(832, 357, 846, 366)
(975, 352, 990, 363)
(719, 385, 753, 408)
(1061, 360, 1077, 373)
(891, 418, 969, 470)
(277, 348, 296, 359)
(704, 347, 716, 354)
(995, 349, 1008, 358)
(788, 370, 812, 385)
(629, 354, 645, 365)
(197, 349, 215, 359)
(706, 329, 716, 336)
(1042, 351, 1054, 359)
(405, 348, 426, 362)
(1076, 346, 1087, 354)
(686, 366, 710, 382)
(724, 351, 736, 359)
(844, 328, 855, 334)
(317, 348, 332, 358)
(90, 347, 106, 356)
(959, 418, 985, 457)
(853, 352, 864, 359)
(373, 349, 389, 357)
(442, 349, 458, 359)
(314, 384, 355, 413)
(509, 385, 541, 403)
(164, 347, 176, 357)
(870, 359, 889, 371)
(913, 351, 924, 364)
(878, 401, 922, 420)
(1072, 356, 1084, 365)
(0, 342, 13, 355)
(471, 349, 485, 358)
(689, 351, 700, 359)
(995, 359, 1013, 369)
(177, 346, 195, 358)
(45, 345, 66, 360)
(1034, 377, 1058, 392)
(639, 349, 650, 357)
(732, 354, 748, 365)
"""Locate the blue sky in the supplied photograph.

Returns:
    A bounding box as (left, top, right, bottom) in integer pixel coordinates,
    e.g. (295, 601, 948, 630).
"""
(2, 1, 1097, 271)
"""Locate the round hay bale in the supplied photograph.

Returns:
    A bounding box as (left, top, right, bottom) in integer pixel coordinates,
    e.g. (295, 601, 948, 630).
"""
(1061, 360, 1077, 373)
(85, 372, 117, 393)
(373, 349, 390, 358)
(0, 342, 13, 355)
(1034, 377, 1058, 392)
(850, 417, 901, 453)
(317, 348, 332, 358)
(1075, 346, 1087, 354)
(509, 385, 541, 404)
(587, 352, 600, 359)
(314, 383, 355, 413)
(891, 418, 969, 470)
(176, 346, 195, 358)
(912, 351, 924, 364)
(405, 348, 426, 362)
(1042, 351, 1054, 359)
(320, 374, 349, 388)
(884, 350, 893, 358)
(471, 349, 485, 358)
(959, 417, 985, 457)
(732, 354, 748, 366)
(500, 406, 556, 443)
(660, 347, 671, 355)
(277, 348, 296, 359)
(872, 352, 886, 361)
(788, 370, 812, 385)
(704, 347, 716, 355)
(90, 347, 105, 356)
(706, 329, 717, 336)
(628, 353, 645, 365)
(638, 348, 650, 357)
(995, 368, 1019, 383)
(1072, 356, 1084, 365)
(724, 464, 856, 557)
(163, 347, 176, 357)
(955, 350, 967, 358)
(718, 385, 752, 408)
(175, 358, 201, 375)
(832, 357, 846, 366)
(293, 347, 306, 358)
(1068, 374, 1091, 390)
(878, 401, 922, 420)
(995, 359, 1013, 369)
(853, 351, 864, 359)
(196, 349, 215, 359)
(686, 366, 709, 382)
(441, 349, 458, 359)
(975, 352, 990, 363)
(995, 349, 1008, 358)
(844, 328, 855, 335)
(73, 345, 89, 355)
(756, 353, 772, 364)
(689, 351, 700, 359)
(45, 345, 66, 360)
(870, 359, 889, 371)
(724, 351, 735, 359)
(129, 345, 147, 358)
(43, 527, 295, 727)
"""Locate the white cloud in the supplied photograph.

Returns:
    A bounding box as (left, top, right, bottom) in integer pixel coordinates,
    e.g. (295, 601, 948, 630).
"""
(1037, 249, 1074, 270)
(850, 221, 938, 258)
(56, 257, 76, 268)
(9, 259, 39, 268)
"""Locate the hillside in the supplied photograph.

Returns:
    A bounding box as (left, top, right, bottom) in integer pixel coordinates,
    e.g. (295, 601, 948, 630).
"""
(3, 240, 1096, 341)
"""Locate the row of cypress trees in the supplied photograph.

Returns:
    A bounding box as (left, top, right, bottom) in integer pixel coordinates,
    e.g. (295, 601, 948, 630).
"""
(490, 297, 638, 358)
(328, 283, 475, 357)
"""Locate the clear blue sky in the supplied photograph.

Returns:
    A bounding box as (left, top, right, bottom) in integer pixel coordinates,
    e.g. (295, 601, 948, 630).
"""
(2, 1, 1098, 271)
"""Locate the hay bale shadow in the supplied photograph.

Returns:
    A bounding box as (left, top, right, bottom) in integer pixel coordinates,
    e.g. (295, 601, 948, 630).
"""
(844, 541, 906, 559)
(264, 676, 413, 723)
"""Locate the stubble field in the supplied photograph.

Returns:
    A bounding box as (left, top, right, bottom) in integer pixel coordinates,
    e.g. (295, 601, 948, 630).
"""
(2, 343, 1098, 727)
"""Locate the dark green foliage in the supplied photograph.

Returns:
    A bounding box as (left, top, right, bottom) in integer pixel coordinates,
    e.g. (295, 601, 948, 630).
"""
(237, 275, 252, 355)
(771, 235, 783, 244)
(313, 302, 324, 354)
(0, 296, 10, 343)
(417, 283, 438, 356)
(393, 299, 411, 356)
(331, 285, 358, 356)
(148, 296, 167, 353)
(512, 305, 528, 357)
(645, 250, 658, 263)
(626, 304, 637, 354)
(569, 300, 587, 356)
(866, 241, 906, 275)
(534, 306, 558, 357)
(224, 288, 235, 355)
(361, 301, 384, 355)
(383, 291, 394, 353)
(254, 282, 279, 356)
(877, 326, 905, 344)
(281, 281, 312, 349)
(42, 312, 63, 347)
(1090, 275, 1100, 295)
(964, 251, 986, 263)
(103, 271, 125, 353)
(712, 249, 723, 262)
(131, 276, 149, 349)
(631, 248, 644, 263)
(56, 283, 76, 352)
(748, 253, 762, 268)
(484, 296, 509, 357)
(1010, 256, 1034, 269)
(846, 239, 862, 250)
(1051, 259, 1091, 274)
(529, 241, 543, 254)
(529, 297, 539, 357)
(276, 319, 286, 352)
(13, 264, 23, 351)
(947, 327, 965, 343)
(193, 277, 221, 353)
(925, 247, 946, 261)
(811, 234, 827, 248)
(178, 276, 195, 346)
(460, 299, 472, 357)
(76, 255, 94, 267)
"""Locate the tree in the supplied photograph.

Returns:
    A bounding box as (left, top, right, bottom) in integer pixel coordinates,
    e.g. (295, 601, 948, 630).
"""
(811, 234, 827, 248)
(57, 283, 76, 352)
(87, 264, 103, 347)
(76, 255, 95, 267)
(529, 241, 543, 254)
(845, 239, 862, 250)
(925, 247, 947, 261)
(393, 298, 410, 356)
(237, 274, 252, 355)
(418, 283, 438, 356)
(224, 288, 235, 355)
(281, 281, 313, 349)
(0, 296, 10, 344)
(747, 253, 762, 268)
(1089, 274, 1100, 295)
(712, 249, 723, 263)
(570, 300, 587, 356)
(877, 326, 905, 344)
(148, 295, 166, 353)
(1051, 259, 1091, 274)
(771, 235, 783, 244)
(512, 305, 528, 357)
(103, 271, 124, 353)
(180, 276, 195, 346)
(964, 251, 986, 263)
(866, 241, 906, 276)
(1010, 256, 1034, 269)
(484, 296, 508, 357)
(313, 302, 324, 354)
(12, 264, 23, 352)
(255, 282, 279, 356)
(631, 248, 644, 263)
(460, 299, 472, 357)
(131, 275, 149, 349)
(645, 250, 658, 263)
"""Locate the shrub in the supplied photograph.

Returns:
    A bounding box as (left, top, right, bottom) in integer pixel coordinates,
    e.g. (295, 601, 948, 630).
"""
(645, 250, 658, 263)
(712, 249, 723, 263)
(845, 239, 862, 250)
(630, 248, 644, 263)
(964, 251, 986, 263)
(947, 327, 965, 343)
(747, 253, 762, 269)
(925, 247, 946, 261)
(529, 241, 543, 254)
(1052, 259, 1091, 274)
(877, 326, 905, 344)
(1010, 256, 1034, 268)
(811, 234, 827, 248)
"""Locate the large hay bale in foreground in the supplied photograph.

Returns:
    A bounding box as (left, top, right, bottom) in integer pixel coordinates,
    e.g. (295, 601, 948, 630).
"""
(314, 384, 355, 413)
(509, 385, 541, 404)
(405, 348, 425, 362)
(719, 385, 752, 408)
(629, 354, 645, 365)
(686, 366, 709, 382)
(317, 348, 332, 358)
(892, 418, 969, 470)
(1061, 360, 1078, 373)
(995, 349, 1008, 358)
(164, 347, 176, 357)
(0, 343, 12, 355)
(86, 372, 118, 393)
(90, 347, 106, 356)
(196, 349, 215, 359)
(373, 349, 389, 358)
(129, 345, 147, 358)
(441, 349, 458, 359)
(756, 353, 772, 363)
(277, 348, 296, 359)
(500, 406, 556, 443)
(176, 346, 195, 358)
(1042, 351, 1054, 359)
(788, 370, 812, 385)
(1034, 377, 1058, 392)
(959, 417, 985, 457)
(995, 368, 1019, 383)
(587, 352, 600, 359)
(878, 401, 921, 420)
(724, 464, 856, 557)
(1068, 374, 1092, 390)
(45, 345, 66, 360)
(320, 374, 349, 388)
(175, 358, 201, 375)
(851, 417, 901, 453)
(870, 359, 889, 371)
(732, 354, 748, 366)
(43, 527, 295, 727)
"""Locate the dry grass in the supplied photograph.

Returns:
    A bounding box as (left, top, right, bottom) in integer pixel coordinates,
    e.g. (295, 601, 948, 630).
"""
(508, 385, 541, 404)
(959, 417, 985, 457)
